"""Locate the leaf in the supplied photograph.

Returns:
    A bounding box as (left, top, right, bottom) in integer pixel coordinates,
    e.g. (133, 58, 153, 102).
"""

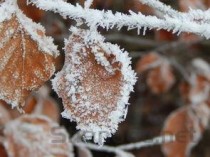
(179, 59, 210, 104)
(17, 0, 44, 22)
(3, 115, 74, 157)
(146, 63, 175, 94)
(52, 27, 136, 144)
(24, 86, 60, 122)
(0, 0, 59, 108)
(136, 53, 175, 94)
(162, 103, 210, 157)
(135, 53, 160, 73)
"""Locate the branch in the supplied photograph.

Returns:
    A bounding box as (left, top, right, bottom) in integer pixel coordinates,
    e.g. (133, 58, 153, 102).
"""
(139, 0, 180, 18)
(117, 135, 175, 150)
(31, 0, 210, 39)
(72, 133, 175, 155)
(139, 0, 210, 23)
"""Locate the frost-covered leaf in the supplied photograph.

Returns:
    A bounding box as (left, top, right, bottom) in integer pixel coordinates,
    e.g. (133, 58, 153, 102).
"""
(0, 0, 59, 108)
(136, 52, 160, 73)
(162, 103, 210, 157)
(147, 63, 175, 94)
(3, 115, 73, 157)
(24, 86, 60, 122)
(52, 27, 136, 144)
(179, 59, 210, 105)
(136, 53, 175, 94)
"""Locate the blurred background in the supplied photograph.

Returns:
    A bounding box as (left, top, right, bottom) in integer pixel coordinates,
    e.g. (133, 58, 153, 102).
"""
(1, 0, 210, 157)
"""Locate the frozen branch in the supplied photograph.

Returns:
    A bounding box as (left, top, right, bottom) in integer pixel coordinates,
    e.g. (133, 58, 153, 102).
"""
(72, 133, 175, 155)
(117, 135, 175, 150)
(139, 0, 180, 18)
(31, 0, 210, 39)
(139, 0, 210, 23)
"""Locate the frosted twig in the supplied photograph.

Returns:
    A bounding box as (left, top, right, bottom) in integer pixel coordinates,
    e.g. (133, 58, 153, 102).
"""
(31, 0, 210, 39)
(139, 0, 180, 18)
(139, 0, 210, 24)
(72, 133, 175, 154)
(117, 135, 175, 150)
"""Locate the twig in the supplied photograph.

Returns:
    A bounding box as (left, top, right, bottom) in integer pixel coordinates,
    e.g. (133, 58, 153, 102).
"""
(139, 0, 180, 18)
(117, 135, 175, 150)
(71, 133, 175, 154)
(31, 0, 210, 39)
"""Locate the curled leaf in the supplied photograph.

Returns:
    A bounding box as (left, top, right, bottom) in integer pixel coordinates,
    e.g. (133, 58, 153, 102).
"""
(0, 0, 58, 108)
(52, 27, 136, 144)
(162, 103, 210, 157)
(147, 63, 175, 94)
(3, 115, 73, 157)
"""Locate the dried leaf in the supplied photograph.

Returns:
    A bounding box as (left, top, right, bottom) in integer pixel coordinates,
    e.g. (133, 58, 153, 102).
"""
(147, 63, 175, 94)
(0, 0, 58, 108)
(17, 0, 44, 22)
(162, 103, 210, 157)
(3, 115, 73, 157)
(24, 86, 60, 122)
(52, 27, 136, 144)
(136, 53, 160, 73)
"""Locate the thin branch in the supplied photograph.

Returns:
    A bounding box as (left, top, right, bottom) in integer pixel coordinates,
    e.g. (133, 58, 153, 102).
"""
(139, 0, 180, 18)
(117, 135, 175, 150)
(84, 0, 94, 9)
(31, 0, 210, 39)
(71, 133, 175, 154)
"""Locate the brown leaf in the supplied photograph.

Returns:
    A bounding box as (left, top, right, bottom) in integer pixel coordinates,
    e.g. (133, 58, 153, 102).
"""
(136, 53, 160, 73)
(147, 64, 175, 94)
(17, 0, 44, 22)
(0, 2, 58, 109)
(3, 115, 73, 157)
(52, 27, 136, 144)
(24, 87, 60, 122)
(162, 103, 210, 157)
